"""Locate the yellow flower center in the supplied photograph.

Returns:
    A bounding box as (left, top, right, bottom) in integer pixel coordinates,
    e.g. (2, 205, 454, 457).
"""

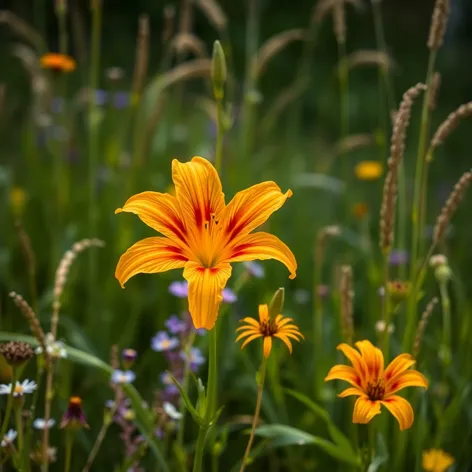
(366, 380, 385, 401)
(161, 340, 171, 349)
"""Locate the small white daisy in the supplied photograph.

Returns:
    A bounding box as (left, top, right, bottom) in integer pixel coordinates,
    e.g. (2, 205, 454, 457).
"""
(35, 333, 68, 359)
(163, 402, 182, 420)
(33, 418, 55, 430)
(110, 369, 136, 385)
(0, 379, 37, 397)
(1, 429, 17, 448)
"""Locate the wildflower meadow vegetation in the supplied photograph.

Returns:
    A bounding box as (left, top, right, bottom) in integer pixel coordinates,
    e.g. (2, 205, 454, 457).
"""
(1, 0, 472, 470)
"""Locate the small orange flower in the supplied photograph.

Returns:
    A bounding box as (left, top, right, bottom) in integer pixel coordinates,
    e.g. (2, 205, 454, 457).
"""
(352, 202, 369, 219)
(325, 340, 428, 430)
(40, 53, 76, 73)
(422, 449, 454, 472)
(235, 304, 303, 357)
(354, 161, 383, 180)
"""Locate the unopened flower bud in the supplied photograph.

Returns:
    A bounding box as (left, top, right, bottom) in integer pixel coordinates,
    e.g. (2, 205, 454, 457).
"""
(211, 40, 227, 101)
(435, 265, 452, 284)
(268, 287, 285, 319)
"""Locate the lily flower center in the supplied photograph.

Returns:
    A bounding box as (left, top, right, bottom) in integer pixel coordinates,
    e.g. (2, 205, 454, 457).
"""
(366, 379, 385, 401)
(199, 212, 224, 267)
(260, 318, 278, 337)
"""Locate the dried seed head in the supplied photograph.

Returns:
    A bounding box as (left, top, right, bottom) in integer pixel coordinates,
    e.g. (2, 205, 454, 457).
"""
(106, 67, 124, 82)
(333, 0, 346, 45)
(52, 239, 105, 335)
(253, 29, 306, 78)
(430, 102, 472, 150)
(413, 298, 438, 359)
(339, 265, 354, 343)
(336, 133, 376, 155)
(0, 341, 34, 366)
(15, 221, 36, 277)
(427, 0, 450, 51)
(171, 33, 208, 58)
(433, 170, 472, 244)
(178, 0, 193, 36)
(194, 0, 227, 32)
(131, 14, 150, 101)
(379, 83, 426, 252)
(312, 0, 363, 26)
(341, 50, 395, 71)
(9, 292, 47, 359)
(429, 254, 448, 268)
(162, 5, 176, 43)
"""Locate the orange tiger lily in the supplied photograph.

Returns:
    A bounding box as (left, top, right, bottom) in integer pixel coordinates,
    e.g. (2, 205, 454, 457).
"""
(115, 156, 297, 329)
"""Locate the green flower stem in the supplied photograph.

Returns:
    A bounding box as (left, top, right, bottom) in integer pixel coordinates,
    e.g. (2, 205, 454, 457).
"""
(405, 51, 437, 351)
(338, 40, 349, 179)
(239, 356, 268, 472)
(15, 406, 24, 459)
(439, 281, 451, 363)
(88, 0, 102, 322)
(0, 368, 17, 441)
(192, 327, 218, 472)
(64, 430, 75, 472)
(367, 422, 376, 468)
(313, 251, 323, 400)
(381, 252, 392, 355)
(42, 364, 55, 472)
(82, 404, 117, 472)
(215, 97, 225, 175)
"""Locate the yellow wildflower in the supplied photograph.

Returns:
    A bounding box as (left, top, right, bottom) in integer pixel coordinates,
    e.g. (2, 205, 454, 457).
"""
(236, 304, 303, 357)
(354, 161, 383, 180)
(422, 449, 454, 472)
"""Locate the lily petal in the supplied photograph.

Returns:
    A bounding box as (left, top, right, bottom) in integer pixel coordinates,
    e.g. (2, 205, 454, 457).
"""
(115, 192, 188, 246)
(263, 337, 273, 357)
(258, 304, 269, 323)
(384, 353, 416, 382)
(338, 387, 365, 398)
(352, 396, 381, 424)
(385, 370, 429, 396)
(224, 182, 293, 240)
(172, 157, 225, 235)
(337, 343, 367, 386)
(115, 237, 187, 287)
(380, 395, 414, 431)
(183, 261, 232, 329)
(225, 232, 297, 279)
(355, 340, 384, 379)
(324, 365, 362, 388)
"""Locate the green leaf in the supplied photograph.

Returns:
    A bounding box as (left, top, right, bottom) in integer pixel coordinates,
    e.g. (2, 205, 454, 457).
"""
(0, 332, 169, 472)
(167, 371, 203, 426)
(284, 388, 357, 460)
(255, 424, 360, 466)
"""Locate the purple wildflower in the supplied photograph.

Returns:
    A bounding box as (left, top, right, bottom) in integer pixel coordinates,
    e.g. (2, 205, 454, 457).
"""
(165, 315, 187, 334)
(243, 261, 265, 278)
(181, 347, 205, 372)
(151, 331, 179, 352)
(169, 281, 236, 303)
(113, 91, 129, 109)
(389, 249, 408, 266)
(222, 288, 237, 303)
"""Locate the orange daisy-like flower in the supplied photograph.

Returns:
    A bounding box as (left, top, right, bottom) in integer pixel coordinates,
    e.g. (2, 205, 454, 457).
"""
(40, 53, 76, 73)
(235, 304, 303, 357)
(115, 157, 297, 330)
(325, 340, 428, 430)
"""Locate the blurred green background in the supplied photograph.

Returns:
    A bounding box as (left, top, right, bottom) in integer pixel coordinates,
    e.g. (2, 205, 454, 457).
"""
(1, 0, 472, 470)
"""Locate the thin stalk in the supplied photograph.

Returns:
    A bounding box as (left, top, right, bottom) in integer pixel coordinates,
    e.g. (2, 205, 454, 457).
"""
(313, 249, 323, 400)
(239, 357, 268, 472)
(192, 426, 209, 472)
(406, 51, 437, 349)
(88, 0, 102, 323)
(367, 422, 376, 466)
(15, 407, 23, 457)
(82, 406, 117, 472)
(64, 431, 75, 472)
(0, 369, 17, 440)
(241, 0, 259, 163)
(215, 98, 224, 174)
(381, 252, 391, 355)
(439, 281, 451, 364)
(41, 366, 55, 472)
(338, 40, 349, 143)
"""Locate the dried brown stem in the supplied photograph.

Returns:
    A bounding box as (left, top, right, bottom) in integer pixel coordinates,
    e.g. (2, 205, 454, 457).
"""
(413, 297, 438, 359)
